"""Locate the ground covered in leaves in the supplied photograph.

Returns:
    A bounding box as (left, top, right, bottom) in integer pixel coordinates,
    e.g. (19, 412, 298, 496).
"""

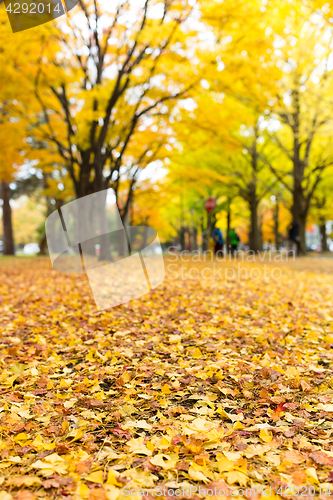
(0, 255, 333, 500)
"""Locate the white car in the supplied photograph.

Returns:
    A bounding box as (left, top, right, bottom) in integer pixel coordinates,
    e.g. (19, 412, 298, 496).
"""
(23, 243, 40, 255)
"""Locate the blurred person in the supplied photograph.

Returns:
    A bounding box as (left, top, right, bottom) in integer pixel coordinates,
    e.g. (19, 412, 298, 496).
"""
(229, 228, 240, 255)
(212, 227, 224, 257)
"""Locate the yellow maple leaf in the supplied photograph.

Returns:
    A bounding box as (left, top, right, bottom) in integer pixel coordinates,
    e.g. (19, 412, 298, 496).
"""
(85, 349, 95, 362)
(106, 469, 123, 487)
(69, 428, 84, 443)
(62, 421, 69, 433)
(58, 378, 69, 388)
(188, 465, 209, 482)
(78, 483, 90, 498)
(161, 383, 171, 394)
(259, 428, 273, 443)
(225, 470, 248, 486)
(193, 347, 203, 359)
(14, 433, 29, 444)
(31, 434, 44, 451)
(146, 441, 154, 452)
(3, 375, 18, 388)
(217, 457, 234, 472)
(150, 454, 177, 470)
(233, 421, 244, 430)
(85, 470, 104, 484)
(158, 437, 170, 450)
(127, 437, 152, 456)
(305, 467, 319, 484)
(118, 371, 130, 386)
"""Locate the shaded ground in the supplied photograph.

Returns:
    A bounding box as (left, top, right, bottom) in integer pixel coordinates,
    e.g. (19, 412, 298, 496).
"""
(0, 255, 333, 499)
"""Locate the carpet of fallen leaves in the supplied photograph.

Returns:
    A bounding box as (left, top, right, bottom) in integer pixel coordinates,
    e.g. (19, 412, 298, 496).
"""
(0, 255, 333, 500)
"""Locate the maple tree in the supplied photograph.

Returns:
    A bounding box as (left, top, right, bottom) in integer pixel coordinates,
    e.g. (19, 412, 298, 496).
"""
(0, 1, 201, 258)
(0, 10, 50, 254)
(192, 0, 333, 254)
(169, 91, 282, 251)
(2, 0, 333, 252)
(0, 118, 25, 255)
(23, 0, 199, 213)
(0, 0, 201, 259)
(261, 0, 333, 255)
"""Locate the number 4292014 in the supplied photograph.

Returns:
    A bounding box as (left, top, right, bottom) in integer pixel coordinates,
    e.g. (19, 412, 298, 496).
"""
(276, 485, 332, 496)
(6, 3, 63, 14)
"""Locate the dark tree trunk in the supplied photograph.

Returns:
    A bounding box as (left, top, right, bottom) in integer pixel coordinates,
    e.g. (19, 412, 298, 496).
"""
(179, 226, 185, 251)
(207, 212, 212, 251)
(299, 218, 306, 255)
(248, 190, 262, 252)
(1, 181, 14, 255)
(74, 173, 112, 260)
(320, 222, 328, 252)
(201, 218, 206, 252)
(226, 202, 231, 251)
(38, 234, 47, 255)
(292, 185, 307, 256)
(183, 227, 187, 250)
(97, 191, 112, 261)
(247, 132, 263, 253)
(291, 88, 307, 256)
(191, 227, 198, 251)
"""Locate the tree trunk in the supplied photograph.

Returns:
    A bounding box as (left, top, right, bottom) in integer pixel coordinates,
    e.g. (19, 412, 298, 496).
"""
(1, 181, 15, 255)
(202, 213, 212, 252)
(179, 226, 185, 251)
(291, 88, 307, 256)
(207, 212, 212, 251)
(183, 227, 189, 250)
(191, 226, 198, 251)
(248, 134, 262, 252)
(297, 216, 306, 256)
(249, 193, 262, 252)
(75, 174, 114, 260)
(226, 202, 231, 251)
(97, 191, 112, 261)
(292, 185, 307, 256)
(320, 222, 328, 252)
(274, 200, 279, 250)
(201, 218, 206, 252)
(38, 233, 47, 255)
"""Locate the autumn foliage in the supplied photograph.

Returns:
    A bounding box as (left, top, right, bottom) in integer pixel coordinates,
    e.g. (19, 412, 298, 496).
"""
(1, 1, 333, 498)
(0, 256, 333, 498)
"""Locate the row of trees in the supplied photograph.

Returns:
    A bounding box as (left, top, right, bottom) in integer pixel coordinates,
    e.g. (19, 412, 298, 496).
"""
(1, 0, 333, 255)
(160, 0, 333, 254)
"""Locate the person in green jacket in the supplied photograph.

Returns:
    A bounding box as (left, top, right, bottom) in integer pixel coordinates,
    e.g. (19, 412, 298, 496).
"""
(229, 228, 240, 255)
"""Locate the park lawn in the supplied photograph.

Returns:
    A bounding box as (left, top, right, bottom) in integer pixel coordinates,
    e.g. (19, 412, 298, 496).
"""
(0, 256, 332, 499)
